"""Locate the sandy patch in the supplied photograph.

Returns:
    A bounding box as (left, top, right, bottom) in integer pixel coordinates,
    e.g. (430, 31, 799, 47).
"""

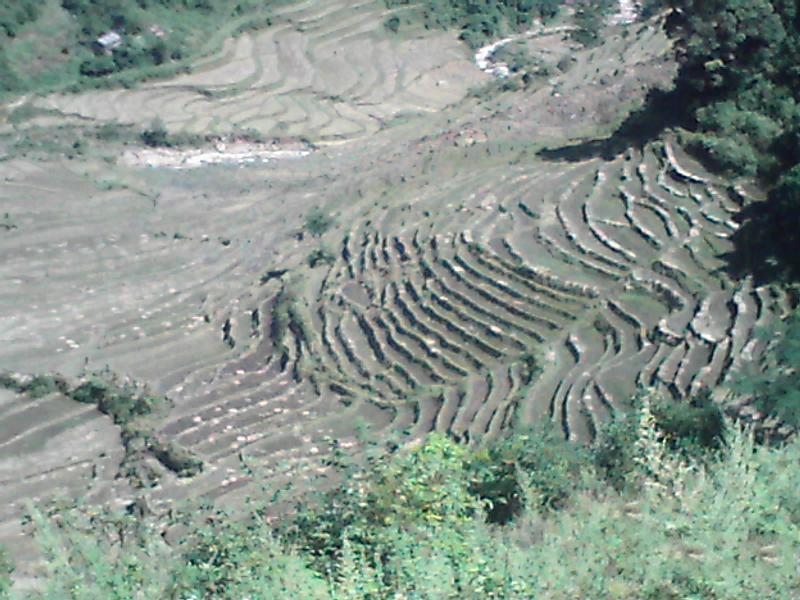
(120, 140, 312, 169)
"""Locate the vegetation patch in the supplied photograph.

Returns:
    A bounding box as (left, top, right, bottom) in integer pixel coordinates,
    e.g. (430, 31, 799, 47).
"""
(731, 306, 800, 433)
(385, 0, 565, 48)
(0, 370, 202, 487)
(307, 246, 335, 268)
(0, 0, 286, 97)
(21, 407, 800, 598)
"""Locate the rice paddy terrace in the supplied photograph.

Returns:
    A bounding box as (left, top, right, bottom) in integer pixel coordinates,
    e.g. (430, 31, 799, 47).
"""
(0, 0, 787, 580)
(26, 0, 484, 142)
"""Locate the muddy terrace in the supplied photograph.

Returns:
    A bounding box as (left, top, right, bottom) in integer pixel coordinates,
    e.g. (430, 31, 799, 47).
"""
(0, 0, 785, 581)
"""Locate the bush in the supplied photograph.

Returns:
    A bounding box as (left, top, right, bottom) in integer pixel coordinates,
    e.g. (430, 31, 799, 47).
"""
(732, 306, 800, 429)
(650, 389, 725, 455)
(385, 15, 400, 33)
(304, 208, 333, 237)
(0, 373, 69, 399)
(660, 0, 800, 281)
(470, 425, 591, 522)
(307, 246, 335, 268)
(571, 0, 614, 47)
(0, 51, 20, 94)
(283, 433, 484, 562)
(140, 117, 170, 147)
(591, 410, 640, 489)
(25, 418, 800, 598)
(593, 390, 725, 489)
(150, 439, 204, 477)
(70, 377, 163, 426)
(386, 0, 567, 48)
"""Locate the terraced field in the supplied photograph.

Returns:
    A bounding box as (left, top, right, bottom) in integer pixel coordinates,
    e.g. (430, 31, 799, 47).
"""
(0, 1, 784, 584)
(23, 0, 484, 143)
(258, 136, 785, 445)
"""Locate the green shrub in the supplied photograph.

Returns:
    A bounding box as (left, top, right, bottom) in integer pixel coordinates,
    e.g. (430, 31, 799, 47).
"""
(0, 1, 40, 37)
(571, 0, 615, 47)
(93, 120, 130, 141)
(304, 208, 333, 237)
(385, 15, 401, 33)
(591, 409, 640, 489)
(284, 433, 483, 563)
(593, 390, 725, 489)
(650, 389, 725, 455)
(659, 0, 800, 281)
(470, 425, 591, 522)
(70, 377, 163, 426)
(26, 419, 800, 598)
(150, 438, 204, 478)
(732, 306, 800, 429)
(0, 373, 69, 399)
(307, 246, 335, 268)
(386, 0, 567, 48)
(140, 117, 169, 148)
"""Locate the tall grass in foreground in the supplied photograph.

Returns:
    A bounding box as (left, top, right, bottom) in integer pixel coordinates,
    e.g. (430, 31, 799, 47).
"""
(7, 400, 800, 599)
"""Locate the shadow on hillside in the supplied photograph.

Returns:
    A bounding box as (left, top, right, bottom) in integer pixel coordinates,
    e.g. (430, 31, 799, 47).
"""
(537, 88, 689, 162)
(724, 201, 800, 287)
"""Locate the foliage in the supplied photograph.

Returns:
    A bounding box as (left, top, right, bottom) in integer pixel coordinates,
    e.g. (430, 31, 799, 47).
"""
(592, 389, 727, 491)
(304, 208, 333, 237)
(0, 52, 20, 94)
(0, 373, 69, 399)
(0, 1, 39, 37)
(470, 425, 591, 522)
(571, 0, 615, 47)
(488, 41, 555, 85)
(384, 15, 401, 33)
(0, 370, 201, 487)
(590, 408, 640, 489)
(307, 246, 336, 268)
(650, 388, 726, 454)
(729, 165, 800, 282)
(282, 433, 484, 564)
(732, 306, 800, 428)
(140, 117, 169, 147)
(648, 0, 800, 282)
(139, 118, 204, 148)
(69, 376, 165, 426)
(385, 0, 566, 48)
(21, 410, 800, 598)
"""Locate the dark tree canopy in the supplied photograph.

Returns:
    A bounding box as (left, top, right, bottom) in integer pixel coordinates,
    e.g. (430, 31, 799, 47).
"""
(640, 0, 800, 282)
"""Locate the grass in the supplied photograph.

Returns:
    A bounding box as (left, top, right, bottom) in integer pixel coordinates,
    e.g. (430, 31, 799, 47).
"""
(16, 406, 800, 599)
